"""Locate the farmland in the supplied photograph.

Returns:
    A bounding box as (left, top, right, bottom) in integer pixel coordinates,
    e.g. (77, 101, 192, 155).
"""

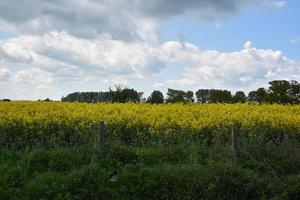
(0, 102, 300, 199)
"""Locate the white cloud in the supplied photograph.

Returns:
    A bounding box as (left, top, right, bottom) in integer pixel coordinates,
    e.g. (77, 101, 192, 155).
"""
(0, 32, 166, 99)
(0, 31, 166, 78)
(156, 41, 300, 91)
(0, 0, 262, 41)
(0, 34, 299, 99)
(0, 1, 297, 99)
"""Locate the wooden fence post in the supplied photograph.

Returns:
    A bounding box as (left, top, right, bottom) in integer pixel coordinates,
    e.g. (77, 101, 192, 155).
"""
(231, 125, 238, 162)
(99, 121, 105, 152)
(91, 121, 106, 163)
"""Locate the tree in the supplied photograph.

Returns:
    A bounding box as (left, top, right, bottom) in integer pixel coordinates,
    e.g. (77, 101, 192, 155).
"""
(233, 91, 246, 103)
(123, 88, 140, 102)
(288, 80, 300, 103)
(186, 91, 194, 102)
(247, 91, 257, 102)
(267, 80, 291, 104)
(256, 88, 267, 104)
(61, 86, 141, 103)
(166, 89, 186, 103)
(147, 90, 164, 104)
(195, 89, 209, 103)
(208, 89, 232, 103)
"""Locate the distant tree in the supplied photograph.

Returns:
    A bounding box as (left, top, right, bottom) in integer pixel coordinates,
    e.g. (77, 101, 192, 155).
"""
(110, 85, 126, 103)
(110, 88, 140, 103)
(147, 90, 164, 104)
(1, 99, 11, 102)
(247, 91, 258, 102)
(256, 88, 267, 104)
(166, 89, 186, 103)
(195, 89, 209, 103)
(208, 89, 232, 103)
(61, 86, 141, 103)
(266, 80, 291, 104)
(288, 80, 300, 103)
(233, 91, 246, 103)
(186, 90, 194, 102)
(123, 88, 140, 102)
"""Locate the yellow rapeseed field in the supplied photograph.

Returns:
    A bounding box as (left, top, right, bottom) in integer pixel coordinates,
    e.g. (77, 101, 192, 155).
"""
(0, 101, 299, 148)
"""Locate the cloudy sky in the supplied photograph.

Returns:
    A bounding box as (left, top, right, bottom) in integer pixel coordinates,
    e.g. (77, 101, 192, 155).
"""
(0, 0, 299, 100)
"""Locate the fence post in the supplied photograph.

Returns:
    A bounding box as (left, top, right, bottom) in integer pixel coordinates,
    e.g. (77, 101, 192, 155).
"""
(91, 121, 106, 163)
(231, 125, 238, 162)
(99, 121, 105, 152)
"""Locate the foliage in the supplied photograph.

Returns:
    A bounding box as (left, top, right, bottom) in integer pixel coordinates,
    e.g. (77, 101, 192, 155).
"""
(59, 79, 300, 104)
(208, 89, 232, 103)
(233, 91, 247, 103)
(0, 140, 299, 199)
(195, 89, 210, 103)
(61, 86, 142, 103)
(146, 90, 164, 104)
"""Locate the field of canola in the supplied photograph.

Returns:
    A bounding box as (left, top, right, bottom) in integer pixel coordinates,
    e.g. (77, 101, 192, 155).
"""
(0, 101, 299, 148)
(1, 102, 300, 199)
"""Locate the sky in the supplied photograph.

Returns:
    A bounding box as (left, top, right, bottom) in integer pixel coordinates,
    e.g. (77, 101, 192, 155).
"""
(0, 0, 299, 100)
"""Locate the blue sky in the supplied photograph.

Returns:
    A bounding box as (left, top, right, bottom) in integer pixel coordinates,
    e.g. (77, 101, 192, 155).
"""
(0, 0, 299, 100)
(162, 1, 300, 60)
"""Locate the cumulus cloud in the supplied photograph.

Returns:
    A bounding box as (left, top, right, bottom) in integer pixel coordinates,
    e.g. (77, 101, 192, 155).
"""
(0, 31, 167, 99)
(0, 31, 166, 79)
(0, 0, 297, 99)
(155, 41, 300, 91)
(0, 30, 299, 99)
(0, 0, 261, 41)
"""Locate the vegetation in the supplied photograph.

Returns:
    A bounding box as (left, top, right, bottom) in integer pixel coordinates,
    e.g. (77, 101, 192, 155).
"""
(60, 80, 300, 104)
(0, 102, 299, 149)
(0, 93, 299, 199)
(1, 141, 300, 200)
(61, 86, 142, 103)
(146, 90, 164, 104)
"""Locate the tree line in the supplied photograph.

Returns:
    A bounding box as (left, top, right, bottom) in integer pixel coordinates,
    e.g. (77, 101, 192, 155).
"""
(61, 80, 299, 104)
(61, 85, 143, 103)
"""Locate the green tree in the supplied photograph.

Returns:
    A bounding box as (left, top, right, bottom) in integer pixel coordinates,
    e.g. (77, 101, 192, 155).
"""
(147, 90, 164, 104)
(288, 80, 300, 103)
(267, 80, 291, 104)
(208, 89, 232, 103)
(256, 88, 267, 104)
(247, 91, 257, 102)
(166, 89, 186, 103)
(186, 91, 194, 102)
(233, 91, 246, 103)
(195, 89, 209, 103)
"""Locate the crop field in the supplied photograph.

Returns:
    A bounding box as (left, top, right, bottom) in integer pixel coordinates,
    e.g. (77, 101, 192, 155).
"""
(1, 101, 299, 148)
(1, 102, 300, 199)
